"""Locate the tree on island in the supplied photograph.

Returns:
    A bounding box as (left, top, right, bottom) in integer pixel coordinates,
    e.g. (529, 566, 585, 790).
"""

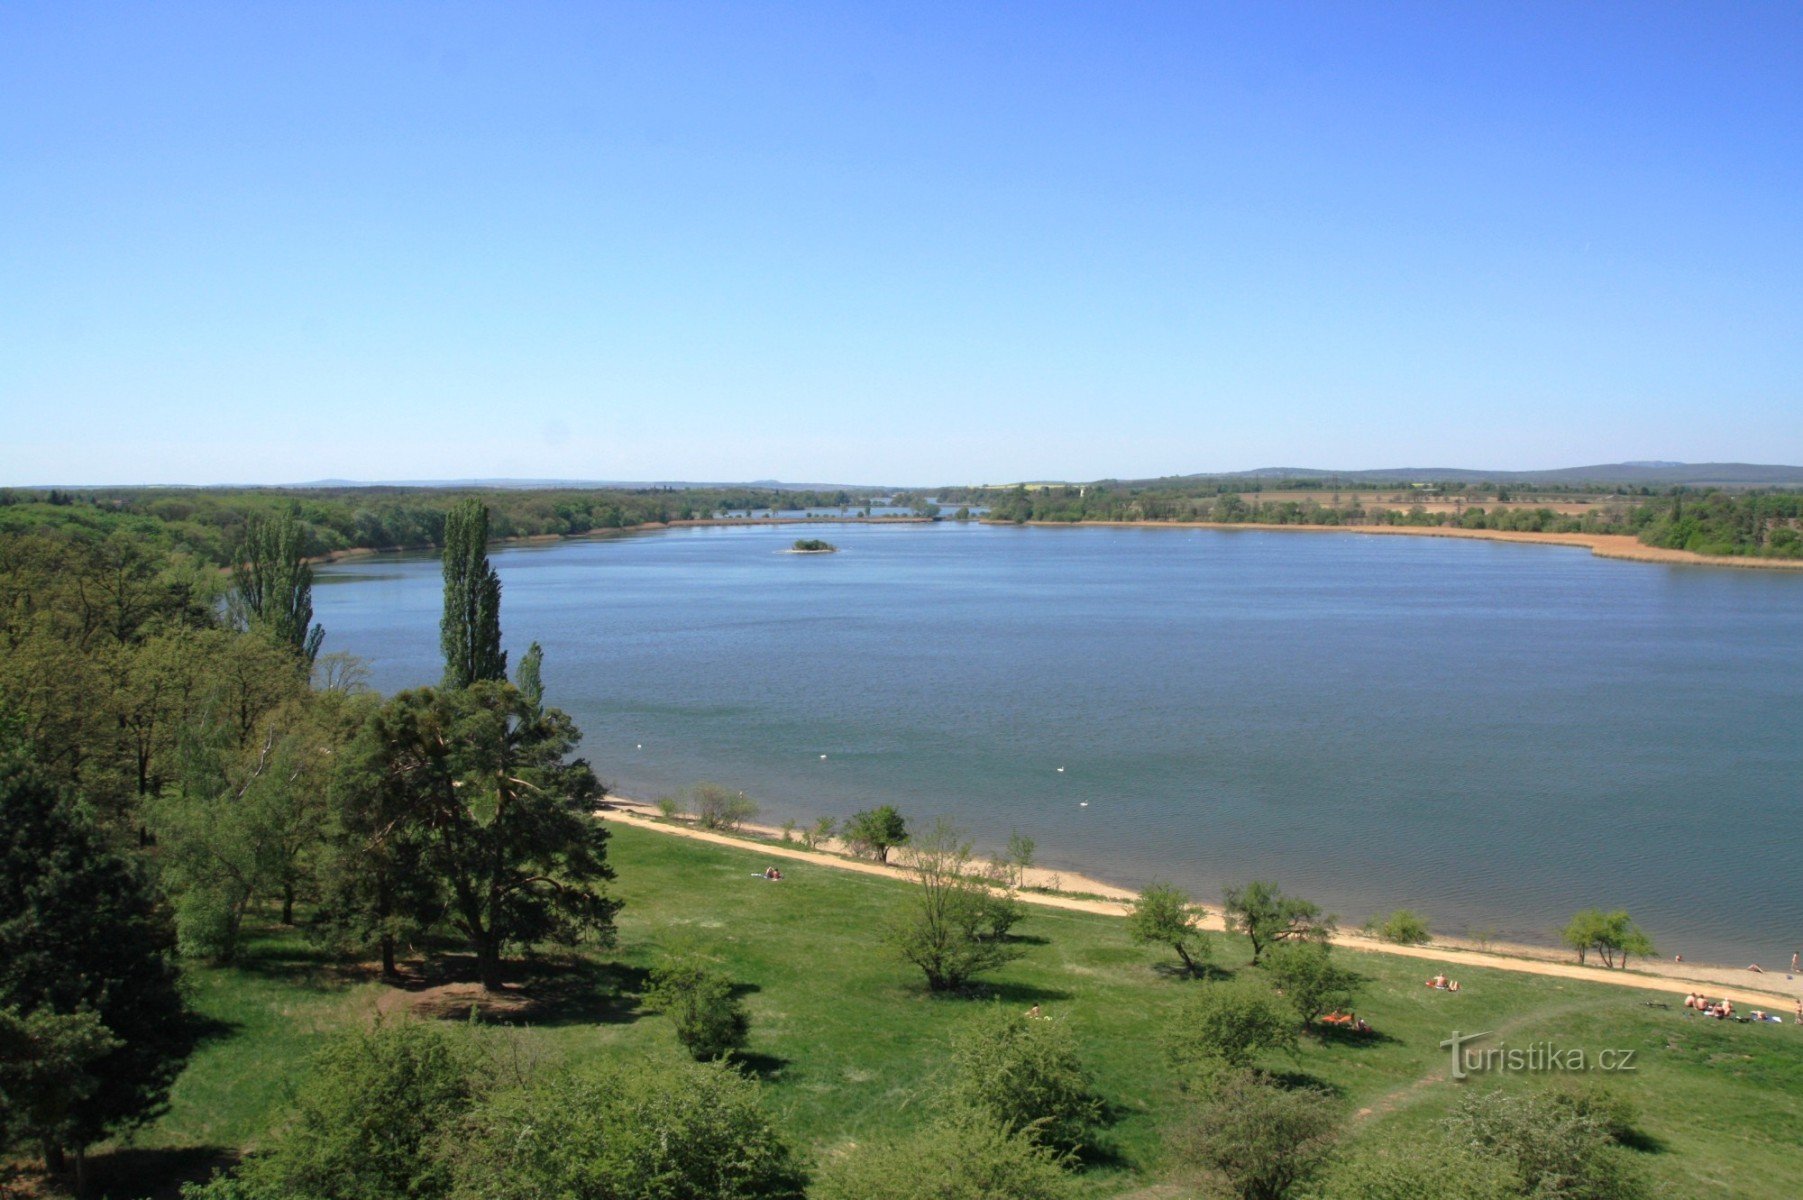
(792, 537, 837, 552)
(440, 498, 506, 689)
(1222, 881, 1335, 964)
(846, 805, 909, 863)
(1128, 881, 1210, 977)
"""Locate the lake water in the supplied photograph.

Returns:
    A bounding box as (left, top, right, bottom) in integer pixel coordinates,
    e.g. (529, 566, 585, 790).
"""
(314, 522, 1803, 966)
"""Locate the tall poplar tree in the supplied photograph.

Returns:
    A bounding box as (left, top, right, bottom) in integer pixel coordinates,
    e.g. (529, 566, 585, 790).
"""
(229, 509, 324, 663)
(439, 499, 506, 689)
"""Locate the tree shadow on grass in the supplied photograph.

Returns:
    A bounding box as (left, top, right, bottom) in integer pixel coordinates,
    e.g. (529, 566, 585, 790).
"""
(1265, 1068, 1345, 1099)
(82, 1144, 237, 1200)
(380, 954, 652, 1028)
(1617, 1128, 1668, 1155)
(1151, 961, 1236, 983)
(1311, 1024, 1400, 1049)
(947, 980, 1075, 1005)
(733, 1050, 792, 1081)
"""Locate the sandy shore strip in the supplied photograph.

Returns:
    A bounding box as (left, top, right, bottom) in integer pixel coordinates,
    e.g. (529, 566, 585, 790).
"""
(1012, 520, 1803, 571)
(599, 799, 1801, 1009)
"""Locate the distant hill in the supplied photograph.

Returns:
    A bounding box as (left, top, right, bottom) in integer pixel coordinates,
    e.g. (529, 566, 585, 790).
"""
(1126, 462, 1803, 489)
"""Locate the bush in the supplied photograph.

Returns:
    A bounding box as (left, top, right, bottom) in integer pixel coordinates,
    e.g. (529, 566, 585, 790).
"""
(448, 1059, 805, 1200)
(1445, 1087, 1648, 1200)
(889, 820, 1024, 991)
(1546, 1079, 1643, 1147)
(1262, 942, 1364, 1027)
(1321, 1140, 1517, 1200)
(1171, 1069, 1339, 1200)
(1365, 909, 1431, 946)
(692, 783, 759, 831)
(942, 1007, 1103, 1154)
(813, 1113, 1069, 1200)
(1165, 979, 1298, 1073)
(845, 805, 909, 862)
(227, 1020, 485, 1200)
(645, 957, 750, 1060)
(654, 794, 681, 819)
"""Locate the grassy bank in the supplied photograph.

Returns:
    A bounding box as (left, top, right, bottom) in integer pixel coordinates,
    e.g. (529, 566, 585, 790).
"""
(110, 824, 1803, 1198)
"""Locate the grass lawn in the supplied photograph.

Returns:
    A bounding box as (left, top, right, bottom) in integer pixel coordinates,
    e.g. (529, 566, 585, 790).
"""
(106, 823, 1803, 1198)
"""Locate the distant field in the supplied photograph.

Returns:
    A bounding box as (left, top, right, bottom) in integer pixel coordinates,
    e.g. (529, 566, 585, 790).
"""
(115, 824, 1803, 1199)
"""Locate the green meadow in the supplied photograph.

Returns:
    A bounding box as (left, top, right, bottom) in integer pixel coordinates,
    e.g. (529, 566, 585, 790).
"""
(131, 824, 1803, 1198)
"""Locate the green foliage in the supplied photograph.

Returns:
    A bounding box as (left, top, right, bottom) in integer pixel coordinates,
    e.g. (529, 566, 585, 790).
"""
(1321, 1139, 1518, 1200)
(1222, 881, 1336, 963)
(1561, 910, 1655, 968)
(942, 1007, 1103, 1155)
(227, 1020, 485, 1200)
(514, 640, 545, 711)
(0, 1007, 121, 1160)
(228, 507, 324, 662)
(447, 1058, 805, 1200)
(1445, 1087, 1649, 1199)
(1365, 909, 1432, 945)
(1262, 942, 1365, 1027)
(692, 782, 760, 831)
(791, 538, 836, 551)
(802, 815, 837, 850)
(1127, 881, 1209, 976)
(813, 1113, 1070, 1200)
(889, 819, 1024, 991)
(440, 498, 506, 689)
(1171, 1069, 1339, 1200)
(1164, 979, 1298, 1072)
(845, 804, 908, 862)
(1545, 1079, 1643, 1147)
(645, 957, 751, 1060)
(0, 741, 189, 1158)
(654, 794, 682, 819)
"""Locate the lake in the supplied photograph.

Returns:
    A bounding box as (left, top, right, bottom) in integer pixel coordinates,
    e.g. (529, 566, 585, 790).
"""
(313, 521, 1803, 966)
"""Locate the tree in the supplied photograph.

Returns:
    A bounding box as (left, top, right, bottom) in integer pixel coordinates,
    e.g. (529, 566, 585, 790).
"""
(1171, 1069, 1339, 1200)
(812, 1113, 1070, 1200)
(1222, 881, 1335, 963)
(943, 1007, 1103, 1155)
(645, 957, 751, 1060)
(692, 782, 759, 831)
(220, 1020, 485, 1200)
(0, 1007, 120, 1195)
(1127, 881, 1209, 976)
(1561, 909, 1654, 969)
(448, 1059, 805, 1200)
(228, 508, 324, 663)
(1365, 909, 1431, 945)
(348, 684, 619, 990)
(440, 498, 506, 689)
(802, 816, 837, 850)
(1164, 979, 1298, 1072)
(0, 740, 189, 1182)
(846, 804, 908, 863)
(1263, 943, 1364, 1028)
(890, 819, 1024, 991)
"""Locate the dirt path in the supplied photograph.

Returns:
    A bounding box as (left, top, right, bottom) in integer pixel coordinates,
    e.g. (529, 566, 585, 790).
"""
(599, 806, 1801, 1009)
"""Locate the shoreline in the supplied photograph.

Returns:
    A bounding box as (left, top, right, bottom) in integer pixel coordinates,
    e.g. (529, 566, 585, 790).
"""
(303, 514, 1803, 573)
(599, 797, 1802, 1009)
(998, 519, 1803, 572)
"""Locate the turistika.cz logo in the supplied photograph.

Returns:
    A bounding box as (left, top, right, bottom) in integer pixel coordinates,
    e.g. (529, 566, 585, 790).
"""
(1439, 1030, 1638, 1081)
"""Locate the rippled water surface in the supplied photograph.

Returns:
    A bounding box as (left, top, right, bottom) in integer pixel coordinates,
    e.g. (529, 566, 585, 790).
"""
(314, 522, 1803, 964)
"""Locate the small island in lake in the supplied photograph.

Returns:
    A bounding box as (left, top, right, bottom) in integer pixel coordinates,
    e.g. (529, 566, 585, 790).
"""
(790, 538, 838, 553)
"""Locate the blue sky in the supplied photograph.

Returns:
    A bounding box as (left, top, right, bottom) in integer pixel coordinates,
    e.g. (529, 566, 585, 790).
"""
(3, 3, 1799, 485)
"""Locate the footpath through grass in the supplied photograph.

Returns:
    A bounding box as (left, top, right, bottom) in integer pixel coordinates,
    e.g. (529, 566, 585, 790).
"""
(132, 823, 1803, 1198)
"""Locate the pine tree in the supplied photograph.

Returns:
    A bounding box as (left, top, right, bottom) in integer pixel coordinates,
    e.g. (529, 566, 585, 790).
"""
(229, 508, 325, 663)
(0, 736, 190, 1184)
(439, 499, 506, 689)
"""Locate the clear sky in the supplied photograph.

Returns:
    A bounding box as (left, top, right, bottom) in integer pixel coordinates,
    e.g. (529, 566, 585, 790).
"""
(3, 3, 1799, 486)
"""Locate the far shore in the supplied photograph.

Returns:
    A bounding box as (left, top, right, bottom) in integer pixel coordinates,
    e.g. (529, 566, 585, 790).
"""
(303, 512, 1803, 573)
(1001, 519, 1803, 571)
(600, 796, 1802, 1009)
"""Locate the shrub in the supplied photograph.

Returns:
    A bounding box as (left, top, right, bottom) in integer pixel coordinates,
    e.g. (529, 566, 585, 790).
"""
(1366, 909, 1431, 946)
(802, 816, 837, 850)
(813, 1113, 1069, 1200)
(644, 957, 750, 1060)
(1164, 979, 1298, 1073)
(1322, 1140, 1517, 1200)
(448, 1059, 805, 1200)
(889, 820, 1024, 991)
(227, 1020, 485, 1200)
(1262, 942, 1364, 1027)
(943, 1007, 1103, 1154)
(1445, 1087, 1648, 1200)
(654, 794, 681, 820)
(845, 804, 909, 862)
(692, 783, 759, 831)
(1171, 1069, 1339, 1200)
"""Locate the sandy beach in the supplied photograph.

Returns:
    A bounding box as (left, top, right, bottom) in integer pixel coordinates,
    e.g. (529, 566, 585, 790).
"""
(1019, 520, 1803, 571)
(600, 798, 1802, 1009)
